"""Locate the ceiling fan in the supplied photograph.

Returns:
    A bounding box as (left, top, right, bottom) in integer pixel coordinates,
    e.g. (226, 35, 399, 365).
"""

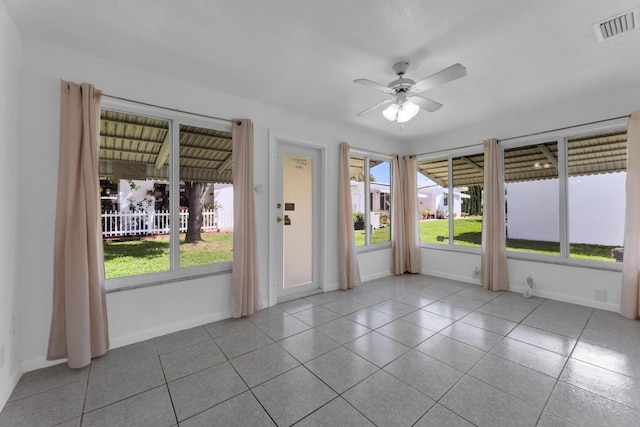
(354, 61, 466, 123)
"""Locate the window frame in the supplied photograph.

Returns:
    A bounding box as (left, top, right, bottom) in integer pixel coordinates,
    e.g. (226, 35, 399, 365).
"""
(417, 145, 484, 254)
(349, 148, 393, 252)
(500, 118, 627, 271)
(101, 97, 234, 292)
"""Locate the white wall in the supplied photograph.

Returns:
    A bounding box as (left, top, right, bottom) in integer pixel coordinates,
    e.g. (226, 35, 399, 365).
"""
(0, 0, 22, 410)
(14, 38, 394, 372)
(421, 248, 621, 311)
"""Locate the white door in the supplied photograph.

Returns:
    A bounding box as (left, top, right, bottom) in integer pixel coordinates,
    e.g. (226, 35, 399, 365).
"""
(274, 141, 323, 302)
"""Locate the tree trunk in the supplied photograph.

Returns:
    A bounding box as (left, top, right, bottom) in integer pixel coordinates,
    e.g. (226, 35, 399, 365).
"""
(185, 181, 206, 243)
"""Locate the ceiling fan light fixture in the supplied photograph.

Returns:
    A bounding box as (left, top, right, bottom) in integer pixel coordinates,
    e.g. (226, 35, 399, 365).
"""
(396, 100, 420, 123)
(382, 103, 400, 121)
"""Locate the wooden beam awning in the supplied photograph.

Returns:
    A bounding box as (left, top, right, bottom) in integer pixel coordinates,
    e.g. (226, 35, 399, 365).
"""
(99, 109, 233, 183)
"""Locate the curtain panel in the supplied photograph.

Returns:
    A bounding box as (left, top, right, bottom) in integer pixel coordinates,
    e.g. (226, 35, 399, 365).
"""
(621, 111, 640, 319)
(338, 142, 361, 289)
(231, 119, 261, 317)
(391, 154, 406, 274)
(47, 81, 109, 368)
(403, 155, 421, 273)
(481, 138, 509, 291)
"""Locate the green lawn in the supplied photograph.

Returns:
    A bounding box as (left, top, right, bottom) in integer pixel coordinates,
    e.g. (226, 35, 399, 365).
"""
(419, 216, 617, 262)
(103, 233, 233, 279)
(354, 226, 391, 246)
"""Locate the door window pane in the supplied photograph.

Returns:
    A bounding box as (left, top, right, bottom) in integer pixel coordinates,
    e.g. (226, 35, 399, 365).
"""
(283, 154, 313, 287)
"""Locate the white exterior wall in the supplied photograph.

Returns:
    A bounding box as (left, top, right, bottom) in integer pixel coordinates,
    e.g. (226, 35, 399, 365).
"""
(417, 187, 465, 218)
(204, 183, 233, 215)
(507, 179, 560, 242)
(119, 180, 156, 213)
(507, 173, 625, 246)
(568, 172, 625, 246)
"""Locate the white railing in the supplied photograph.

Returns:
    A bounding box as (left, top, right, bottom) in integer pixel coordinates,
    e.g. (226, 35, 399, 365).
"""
(101, 209, 233, 238)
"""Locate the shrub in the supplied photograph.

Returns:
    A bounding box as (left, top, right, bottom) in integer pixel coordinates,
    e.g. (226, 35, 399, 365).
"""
(353, 211, 365, 230)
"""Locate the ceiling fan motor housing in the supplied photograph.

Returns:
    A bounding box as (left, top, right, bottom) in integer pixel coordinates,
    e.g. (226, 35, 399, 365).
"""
(388, 78, 416, 92)
(392, 61, 410, 76)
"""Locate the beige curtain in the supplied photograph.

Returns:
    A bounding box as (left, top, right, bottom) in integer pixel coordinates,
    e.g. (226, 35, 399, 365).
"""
(338, 142, 361, 289)
(621, 111, 640, 319)
(47, 81, 109, 368)
(403, 155, 421, 273)
(391, 154, 406, 274)
(481, 138, 509, 291)
(231, 119, 261, 317)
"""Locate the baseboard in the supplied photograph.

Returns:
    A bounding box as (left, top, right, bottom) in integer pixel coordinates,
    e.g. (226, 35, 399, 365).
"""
(360, 271, 393, 283)
(109, 310, 231, 350)
(424, 268, 619, 311)
(322, 281, 341, 293)
(0, 368, 22, 412)
(421, 268, 481, 286)
(21, 309, 232, 374)
(509, 284, 620, 312)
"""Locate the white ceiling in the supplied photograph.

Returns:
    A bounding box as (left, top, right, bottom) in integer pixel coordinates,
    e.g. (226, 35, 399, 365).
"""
(5, 0, 640, 141)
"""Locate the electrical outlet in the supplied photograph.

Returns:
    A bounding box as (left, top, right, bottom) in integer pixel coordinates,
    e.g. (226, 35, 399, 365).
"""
(10, 316, 16, 335)
(526, 277, 534, 286)
(0, 344, 5, 369)
(472, 267, 480, 279)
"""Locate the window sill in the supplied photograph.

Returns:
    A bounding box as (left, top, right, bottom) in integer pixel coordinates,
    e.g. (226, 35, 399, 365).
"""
(506, 251, 623, 272)
(106, 263, 233, 293)
(420, 243, 481, 254)
(356, 242, 392, 254)
(419, 244, 622, 272)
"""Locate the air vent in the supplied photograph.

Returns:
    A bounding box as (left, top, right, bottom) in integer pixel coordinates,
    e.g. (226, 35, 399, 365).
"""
(594, 9, 637, 41)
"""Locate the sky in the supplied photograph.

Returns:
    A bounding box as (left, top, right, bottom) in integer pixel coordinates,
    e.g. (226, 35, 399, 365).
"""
(371, 162, 433, 186)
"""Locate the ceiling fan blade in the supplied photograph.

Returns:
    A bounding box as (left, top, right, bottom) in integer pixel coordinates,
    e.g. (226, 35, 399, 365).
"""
(353, 79, 395, 94)
(408, 95, 443, 113)
(413, 63, 467, 93)
(357, 99, 393, 116)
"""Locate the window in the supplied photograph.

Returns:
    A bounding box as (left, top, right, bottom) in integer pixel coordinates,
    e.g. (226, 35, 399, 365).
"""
(99, 99, 233, 289)
(349, 151, 392, 248)
(417, 150, 484, 248)
(502, 126, 627, 264)
(504, 141, 560, 255)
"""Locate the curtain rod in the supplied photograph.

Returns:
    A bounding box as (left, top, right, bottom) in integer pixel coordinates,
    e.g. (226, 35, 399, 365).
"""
(498, 114, 630, 142)
(102, 94, 242, 125)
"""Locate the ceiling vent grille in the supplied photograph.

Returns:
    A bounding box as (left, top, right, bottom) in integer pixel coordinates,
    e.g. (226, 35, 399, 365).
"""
(594, 10, 637, 41)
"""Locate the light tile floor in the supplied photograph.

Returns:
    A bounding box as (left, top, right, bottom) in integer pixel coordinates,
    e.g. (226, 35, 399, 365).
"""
(2, 274, 640, 426)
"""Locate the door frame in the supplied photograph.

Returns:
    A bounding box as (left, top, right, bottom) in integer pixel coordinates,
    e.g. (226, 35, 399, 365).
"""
(268, 130, 327, 306)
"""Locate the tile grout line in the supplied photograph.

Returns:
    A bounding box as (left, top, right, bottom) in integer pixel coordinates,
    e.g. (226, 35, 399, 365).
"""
(534, 305, 595, 426)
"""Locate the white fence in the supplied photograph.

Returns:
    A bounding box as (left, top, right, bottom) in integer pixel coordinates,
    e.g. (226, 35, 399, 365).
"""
(102, 209, 233, 238)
